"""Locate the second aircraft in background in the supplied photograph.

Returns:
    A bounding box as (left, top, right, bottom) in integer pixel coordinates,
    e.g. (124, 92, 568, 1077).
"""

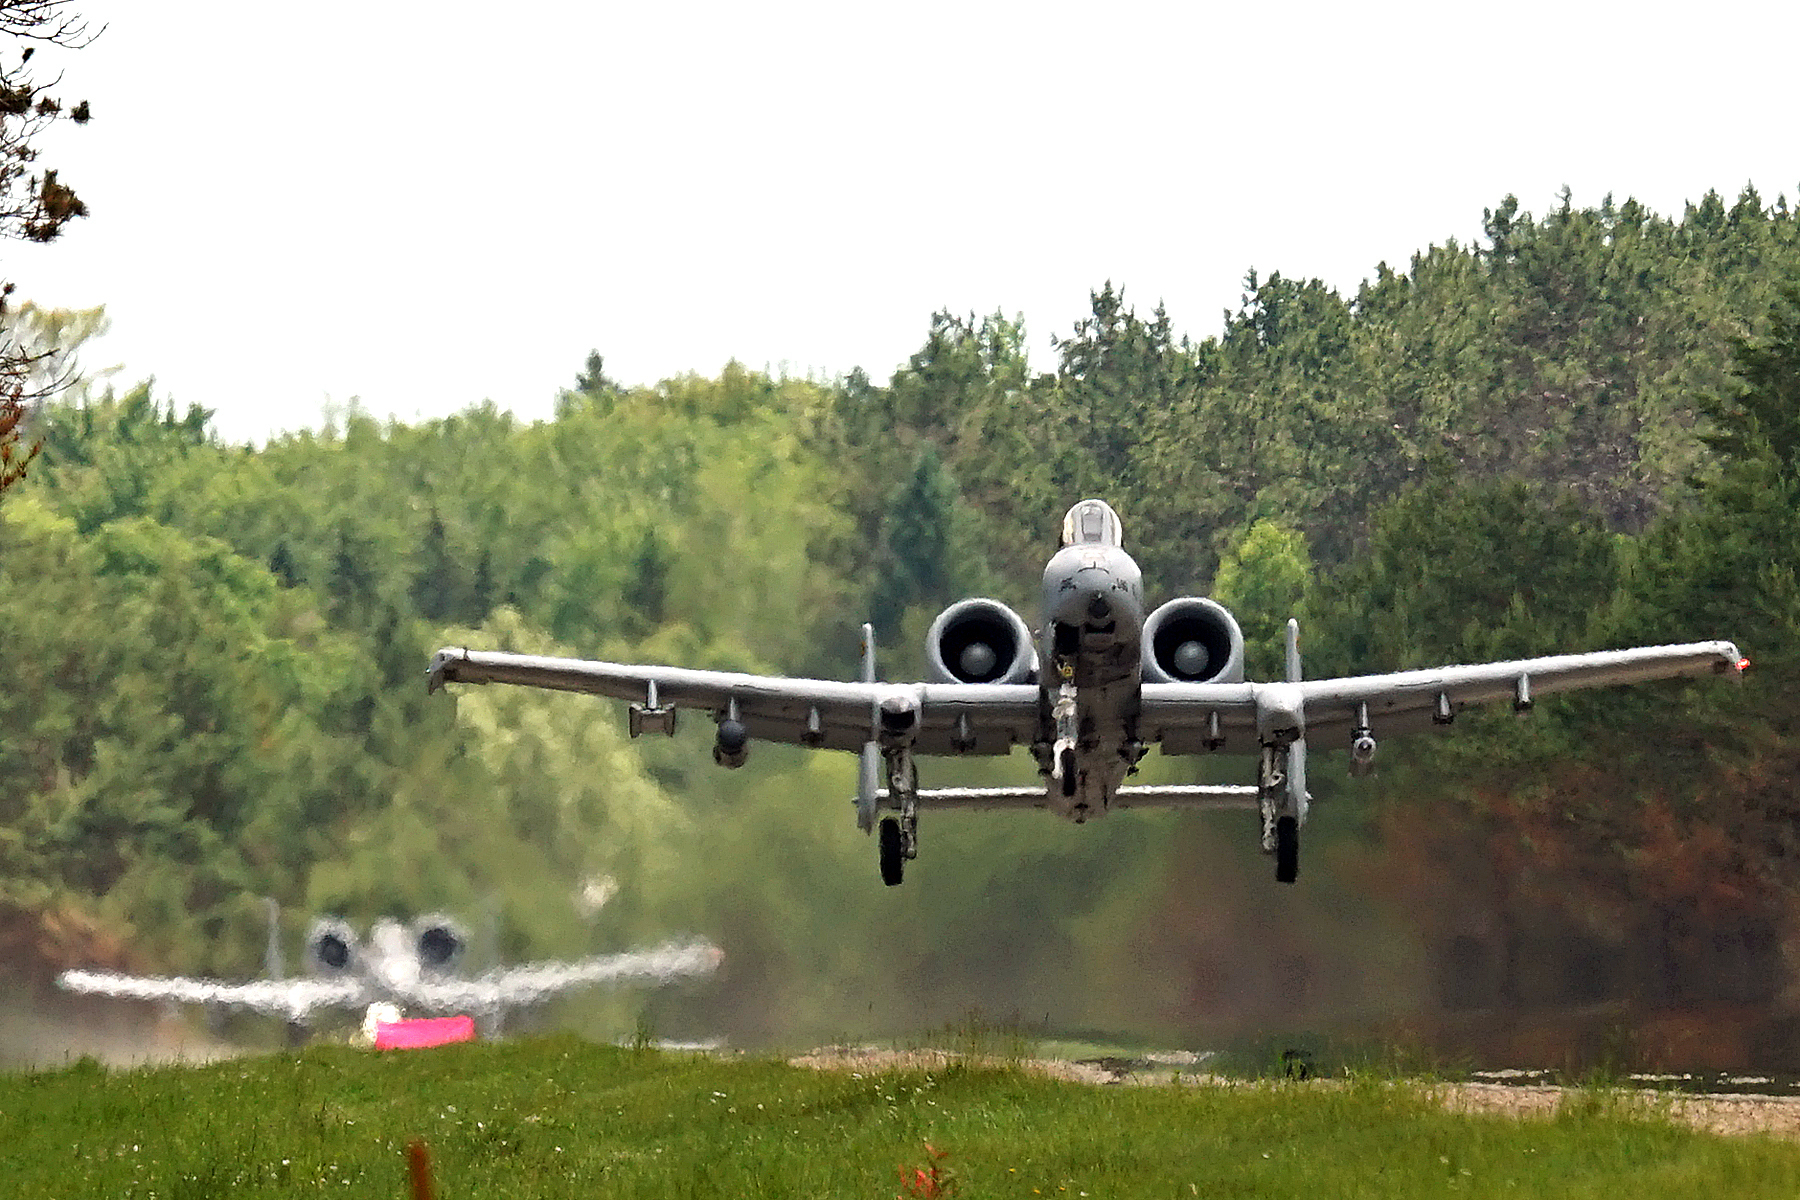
(60, 901, 721, 1040)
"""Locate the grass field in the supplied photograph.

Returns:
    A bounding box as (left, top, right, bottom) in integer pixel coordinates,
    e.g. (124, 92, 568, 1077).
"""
(4, 1037, 1800, 1198)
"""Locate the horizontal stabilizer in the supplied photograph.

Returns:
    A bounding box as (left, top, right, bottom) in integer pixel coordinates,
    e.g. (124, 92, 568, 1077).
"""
(1110, 784, 1262, 809)
(870, 784, 1261, 811)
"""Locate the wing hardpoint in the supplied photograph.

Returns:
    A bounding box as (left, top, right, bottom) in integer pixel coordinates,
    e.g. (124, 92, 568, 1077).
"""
(427, 648, 1041, 756)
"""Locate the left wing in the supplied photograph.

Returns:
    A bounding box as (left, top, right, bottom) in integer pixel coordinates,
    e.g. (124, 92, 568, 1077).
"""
(427, 647, 1041, 756)
(1142, 640, 1745, 753)
(397, 940, 724, 1015)
(57, 970, 369, 1023)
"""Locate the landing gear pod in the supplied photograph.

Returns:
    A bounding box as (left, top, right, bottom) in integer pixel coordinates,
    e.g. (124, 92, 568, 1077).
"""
(1141, 597, 1246, 684)
(411, 914, 469, 974)
(925, 599, 1038, 684)
(305, 917, 361, 976)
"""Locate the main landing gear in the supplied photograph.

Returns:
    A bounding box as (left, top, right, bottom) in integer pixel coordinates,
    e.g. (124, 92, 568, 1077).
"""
(878, 817, 906, 886)
(1274, 815, 1299, 885)
(878, 741, 919, 887)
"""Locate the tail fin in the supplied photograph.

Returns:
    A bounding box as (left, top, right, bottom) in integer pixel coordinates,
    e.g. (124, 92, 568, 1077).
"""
(263, 896, 285, 981)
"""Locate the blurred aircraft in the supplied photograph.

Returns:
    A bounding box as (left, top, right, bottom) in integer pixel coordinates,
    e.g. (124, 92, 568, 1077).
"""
(58, 905, 721, 1039)
(427, 498, 1746, 887)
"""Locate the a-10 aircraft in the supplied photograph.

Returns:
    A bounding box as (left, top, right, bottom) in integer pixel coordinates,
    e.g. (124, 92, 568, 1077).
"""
(59, 903, 722, 1037)
(427, 499, 1747, 886)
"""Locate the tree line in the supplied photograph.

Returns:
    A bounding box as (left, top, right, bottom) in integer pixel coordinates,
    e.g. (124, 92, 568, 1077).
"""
(3, 186, 1799, 1056)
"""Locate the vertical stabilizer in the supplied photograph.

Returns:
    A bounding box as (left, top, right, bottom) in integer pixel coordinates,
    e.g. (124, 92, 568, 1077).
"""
(262, 897, 284, 981)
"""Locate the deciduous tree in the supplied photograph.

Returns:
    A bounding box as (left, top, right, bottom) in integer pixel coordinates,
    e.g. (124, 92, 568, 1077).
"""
(0, 1, 95, 496)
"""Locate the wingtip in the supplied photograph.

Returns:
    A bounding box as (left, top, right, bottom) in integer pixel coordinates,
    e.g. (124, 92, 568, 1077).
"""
(426, 647, 463, 695)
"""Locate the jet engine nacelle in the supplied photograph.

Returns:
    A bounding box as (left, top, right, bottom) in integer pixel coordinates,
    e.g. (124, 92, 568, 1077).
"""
(305, 917, 361, 976)
(411, 914, 468, 974)
(925, 599, 1038, 684)
(1141, 597, 1246, 684)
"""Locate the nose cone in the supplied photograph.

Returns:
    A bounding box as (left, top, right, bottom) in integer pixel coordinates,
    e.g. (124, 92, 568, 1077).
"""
(958, 641, 998, 678)
(1052, 565, 1138, 629)
(1043, 544, 1145, 636)
(1171, 639, 1210, 677)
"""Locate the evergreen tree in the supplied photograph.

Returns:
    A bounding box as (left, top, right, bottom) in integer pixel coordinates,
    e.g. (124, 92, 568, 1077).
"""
(869, 446, 959, 638)
(411, 510, 463, 623)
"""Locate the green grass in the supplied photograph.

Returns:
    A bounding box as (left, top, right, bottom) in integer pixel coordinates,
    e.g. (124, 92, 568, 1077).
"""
(3, 1038, 1799, 1198)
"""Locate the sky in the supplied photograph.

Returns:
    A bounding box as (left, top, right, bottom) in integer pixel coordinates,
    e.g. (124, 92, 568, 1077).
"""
(8, 0, 1800, 445)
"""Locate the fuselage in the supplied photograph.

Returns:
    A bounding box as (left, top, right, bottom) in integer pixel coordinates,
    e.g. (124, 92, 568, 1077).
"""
(1037, 501, 1147, 819)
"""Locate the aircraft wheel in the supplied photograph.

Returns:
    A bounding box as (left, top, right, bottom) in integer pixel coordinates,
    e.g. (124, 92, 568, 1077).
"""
(1274, 815, 1299, 884)
(879, 817, 905, 886)
(1059, 747, 1077, 798)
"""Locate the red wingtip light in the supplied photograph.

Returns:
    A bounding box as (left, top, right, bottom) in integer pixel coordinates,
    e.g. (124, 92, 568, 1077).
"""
(1736, 656, 1752, 673)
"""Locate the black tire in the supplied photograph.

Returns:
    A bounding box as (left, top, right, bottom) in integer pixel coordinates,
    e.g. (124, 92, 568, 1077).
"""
(1274, 815, 1299, 884)
(1059, 747, 1077, 798)
(879, 817, 905, 887)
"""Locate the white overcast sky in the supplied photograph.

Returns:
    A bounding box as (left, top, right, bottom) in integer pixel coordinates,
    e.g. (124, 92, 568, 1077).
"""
(8, 0, 1800, 444)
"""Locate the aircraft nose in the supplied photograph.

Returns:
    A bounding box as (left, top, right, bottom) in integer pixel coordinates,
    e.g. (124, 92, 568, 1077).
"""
(1053, 565, 1124, 626)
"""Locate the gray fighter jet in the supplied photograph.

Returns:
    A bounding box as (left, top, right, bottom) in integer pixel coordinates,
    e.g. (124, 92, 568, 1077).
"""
(427, 499, 1746, 886)
(59, 907, 722, 1036)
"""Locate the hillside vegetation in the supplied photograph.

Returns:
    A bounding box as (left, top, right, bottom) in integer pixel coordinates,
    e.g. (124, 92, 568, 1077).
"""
(3, 188, 1799, 1063)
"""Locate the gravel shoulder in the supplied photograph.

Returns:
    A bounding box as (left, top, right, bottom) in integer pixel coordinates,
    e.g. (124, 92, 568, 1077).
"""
(787, 1047, 1800, 1139)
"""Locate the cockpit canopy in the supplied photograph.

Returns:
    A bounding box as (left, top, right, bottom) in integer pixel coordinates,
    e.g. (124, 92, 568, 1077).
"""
(1060, 499, 1124, 549)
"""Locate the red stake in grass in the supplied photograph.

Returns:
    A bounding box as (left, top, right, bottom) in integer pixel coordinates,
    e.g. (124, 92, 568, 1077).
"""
(407, 1138, 436, 1200)
(897, 1142, 954, 1198)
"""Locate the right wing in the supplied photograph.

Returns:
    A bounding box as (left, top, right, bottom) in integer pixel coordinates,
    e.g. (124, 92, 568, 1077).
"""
(427, 647, 1042, 756)
(399, 940, 724, 1016)
(57, 970, 369, 1023)
(1141, 640, 1745, 753)
(1292, 640, 1746, 739)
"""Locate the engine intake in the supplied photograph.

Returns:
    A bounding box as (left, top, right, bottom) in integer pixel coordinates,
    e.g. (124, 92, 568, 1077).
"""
(1141, 597, 1245, 684)
(925, 599, 1037, 684)
(412, 914, 468, 974)
(305, 917, 361, 976)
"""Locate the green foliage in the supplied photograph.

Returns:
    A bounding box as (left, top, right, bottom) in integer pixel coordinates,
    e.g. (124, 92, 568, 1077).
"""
(1211, 519, 1312, 680)
(1307, 474, 1620, 675)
